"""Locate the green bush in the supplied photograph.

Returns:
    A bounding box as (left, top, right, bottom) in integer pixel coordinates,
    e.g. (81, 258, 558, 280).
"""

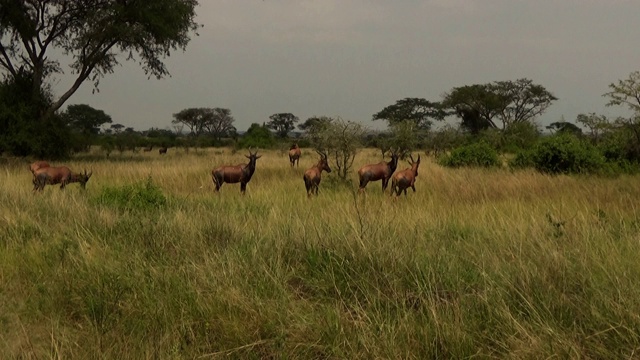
(508, 149, 536, 169)
(237, 123, 276, 149)
(93, 177, 167, 211)
(531, 134, 604, 174)
(439, 142, 501, 168)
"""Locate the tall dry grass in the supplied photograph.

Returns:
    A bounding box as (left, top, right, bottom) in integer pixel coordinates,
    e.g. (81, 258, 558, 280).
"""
(2, 147, 640, 358)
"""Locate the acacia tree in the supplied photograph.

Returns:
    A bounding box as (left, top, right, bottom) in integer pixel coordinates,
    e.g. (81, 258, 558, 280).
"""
(62, 104, 112, 135)
(0, 1, 199, 120)
(372, 97, 447, 130)
(266, 113, 299, 137)
(603, 71, 640, 113)
(203, 108, 236, 140)
(443, 78, 557, 131)
(304, 117, 365, 180)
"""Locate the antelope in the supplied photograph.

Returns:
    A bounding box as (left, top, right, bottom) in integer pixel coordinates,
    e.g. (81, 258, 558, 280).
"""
(303, 151, 331, 197)
(33, 166, 92, 192)
(357, 150, 399, 193)
(143, 145, 153, 152)
(289, 143, 301, 167)
(211, 149, 262, 194)
(390, 154, 421, 198)
(159, 147, 168, 155)
(29, 161, 50, 176)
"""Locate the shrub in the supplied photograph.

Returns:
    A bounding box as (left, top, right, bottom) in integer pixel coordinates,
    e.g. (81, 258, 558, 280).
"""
(508, 149, 535, 169)
(530, 134, 604, 174)
(439, 142, 501, 168)
(93, 177, 167, 211)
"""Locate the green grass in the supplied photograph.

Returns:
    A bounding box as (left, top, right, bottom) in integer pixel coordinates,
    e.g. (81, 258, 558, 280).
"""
(2, 147, 640, 358)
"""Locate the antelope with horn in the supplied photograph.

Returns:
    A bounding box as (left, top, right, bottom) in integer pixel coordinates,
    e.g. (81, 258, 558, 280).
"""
(390, 154, 421, 198)
(289, 143, 301, 167)
(158, 146, 168, 155)
(357, 149, 399, 193)
(303, 150, 332, 197)
(33, 166, 93, 192)
(143, 145, 153, 152)
(211, 149, 262, 194)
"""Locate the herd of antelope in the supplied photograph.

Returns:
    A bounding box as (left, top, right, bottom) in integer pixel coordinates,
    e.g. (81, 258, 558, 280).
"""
(28, 144, 421, 198)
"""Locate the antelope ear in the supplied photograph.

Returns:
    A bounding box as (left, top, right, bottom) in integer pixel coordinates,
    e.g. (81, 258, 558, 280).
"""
(245, 155, 250, 159)
(255, 155, 262, 159)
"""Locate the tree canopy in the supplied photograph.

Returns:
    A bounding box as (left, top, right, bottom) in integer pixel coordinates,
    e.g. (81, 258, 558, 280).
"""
(266, 113, 299, 138)
(0, 0, 200, 119)
(443, 78, 557, 131)
(603, 71, 640, 114)
(172, 107, 236, 139)
(372, 97, 447, 130)
(62, 104, 112, 135)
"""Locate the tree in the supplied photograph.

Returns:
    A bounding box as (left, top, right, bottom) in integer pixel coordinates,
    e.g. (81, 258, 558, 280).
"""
(372, 98, 447, 130)
(603, 71, 640, 114)
(304, 117, 365, 180)
(62, 104, 112, 136)
(443, 78, 557, 130)
(576, 113, 609, 143)
(266, 113, 299, 137)
(110, 123, 124, 134)
(238, 123, 276, 149)
(546, 121, 582, 136)
(203, 108, 236, 140)
(0, 1, 199, 119)
(172, 108, 207, 136)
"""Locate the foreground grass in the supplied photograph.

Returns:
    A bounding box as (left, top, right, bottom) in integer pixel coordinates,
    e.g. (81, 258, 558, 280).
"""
(2, 148, 640, 358)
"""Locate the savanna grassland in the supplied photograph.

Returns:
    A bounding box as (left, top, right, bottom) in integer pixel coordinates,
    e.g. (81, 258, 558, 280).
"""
(2, 148, 640, 359)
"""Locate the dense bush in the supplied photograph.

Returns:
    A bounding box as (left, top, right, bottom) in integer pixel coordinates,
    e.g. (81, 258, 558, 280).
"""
(530, 134, 604, 174)
(237, 123, 277, 149)
(93, 177, 167, 211)
(478, 122, 540, 153)
(439, 142, 501, 168)
(508, 149, 535, 169)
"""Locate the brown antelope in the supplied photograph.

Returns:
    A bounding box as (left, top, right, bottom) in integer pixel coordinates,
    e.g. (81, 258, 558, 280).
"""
(390, 154, 421, 198)
(29, 161, 50, 176)
(143, 145, 153, 152)
(33, 166, 92, 192)
(289, 143, 301, 167)
(357, 150, 399, 193)
(303, 151, 331, 197)
(159, 147, 168, 155)
(211, 149, 262, 194)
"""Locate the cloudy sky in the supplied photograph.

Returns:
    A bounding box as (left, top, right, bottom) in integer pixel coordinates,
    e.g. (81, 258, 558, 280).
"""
(56, 0, 640, 132)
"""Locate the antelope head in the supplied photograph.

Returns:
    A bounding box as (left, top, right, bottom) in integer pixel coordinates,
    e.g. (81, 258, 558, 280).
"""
(316, 150, 332, 173)
(79, 169, 93, 189)
(408, 154, 421, 177)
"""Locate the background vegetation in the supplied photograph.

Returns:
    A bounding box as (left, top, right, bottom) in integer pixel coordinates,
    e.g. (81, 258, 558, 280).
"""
(2, 148, 640, 358)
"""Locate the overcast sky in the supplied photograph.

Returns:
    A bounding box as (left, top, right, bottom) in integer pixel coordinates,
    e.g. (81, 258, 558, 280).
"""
(55, 0, 640, 132)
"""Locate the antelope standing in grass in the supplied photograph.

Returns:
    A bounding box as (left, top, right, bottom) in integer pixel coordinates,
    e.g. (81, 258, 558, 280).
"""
(289, 143, 301, 167)
(159, 146, 168, 155)
(390, 154, 420, 197)
(211, 149, 262, 194)
(303, 151, 331, 197)
(357, 150, 399, 194)
(143, 145, 153, 152)
(33, 166, 92, 192)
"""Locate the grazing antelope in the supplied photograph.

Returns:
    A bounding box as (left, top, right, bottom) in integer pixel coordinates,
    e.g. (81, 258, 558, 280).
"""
(159, 147, 168, 155)
(33, 166, 92, 192)
(390, 154, 421, 198)
(357, 150, 399, 193)
(143, 145, 153, 152)
(211, 149, 262, 194)
(289, 143, 301, 167)
(303, 151, 332, 197)
(29, 161, 50, 176)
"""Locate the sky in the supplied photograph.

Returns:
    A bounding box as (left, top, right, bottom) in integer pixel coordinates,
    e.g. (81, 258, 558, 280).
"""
(54, 0, 640, 132)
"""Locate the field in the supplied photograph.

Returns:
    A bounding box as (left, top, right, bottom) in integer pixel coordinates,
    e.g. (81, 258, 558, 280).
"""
(2, 147, 640, 359)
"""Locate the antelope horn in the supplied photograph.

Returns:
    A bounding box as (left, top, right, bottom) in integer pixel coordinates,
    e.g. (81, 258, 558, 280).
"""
(409, 154, 415, 163)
